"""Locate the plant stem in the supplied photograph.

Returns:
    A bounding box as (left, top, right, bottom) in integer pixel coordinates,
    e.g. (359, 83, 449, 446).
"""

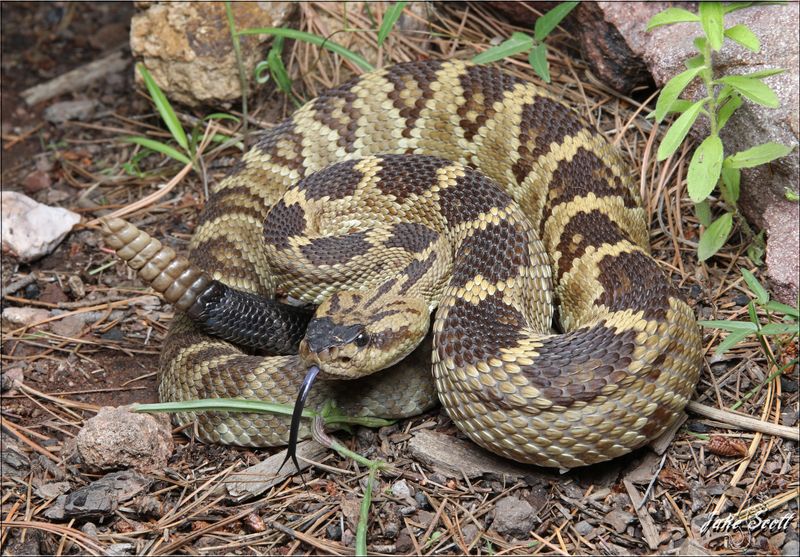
(224, 1, 249, 145)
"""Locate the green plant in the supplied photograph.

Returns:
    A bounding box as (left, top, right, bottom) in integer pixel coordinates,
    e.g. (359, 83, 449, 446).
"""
(472, 1, 578, 82)
(125, 64, 240, 173)
(648, 2, 794, 262)
(700, 268, 798, 357)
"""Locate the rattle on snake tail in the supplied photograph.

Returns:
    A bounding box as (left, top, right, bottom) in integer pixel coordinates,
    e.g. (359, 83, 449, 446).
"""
(101, 60, 702, 469)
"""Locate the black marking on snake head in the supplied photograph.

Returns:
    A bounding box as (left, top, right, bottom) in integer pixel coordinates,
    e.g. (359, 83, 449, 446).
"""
(278, 364, 321, 477)
(305, 317, 365, 353)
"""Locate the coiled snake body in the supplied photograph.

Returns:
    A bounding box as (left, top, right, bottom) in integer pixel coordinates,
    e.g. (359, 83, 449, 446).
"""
(102, 60, 701, 468)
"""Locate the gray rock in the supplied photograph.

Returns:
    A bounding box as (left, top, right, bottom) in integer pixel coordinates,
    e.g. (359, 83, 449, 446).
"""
(594, 1, 799, 303)
(783, 540, 800, 557)
(391, 479, 412, 500)
(43, 99, 98, 123)
(34, 481, 71, 500)
(575, 520, 594, 537)
(44, 470, 151, 520)
(491, 496, 536, 538)
(130, 2, 294, 106)
(604, 508, 635, 534)
(462, 523, 481, 546)
(69, 406, 173, 473)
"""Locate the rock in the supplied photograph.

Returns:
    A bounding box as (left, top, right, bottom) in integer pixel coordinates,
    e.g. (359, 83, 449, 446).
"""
(130, 2, 295, 106)
(677, 539, 711, 555)
(1, 191, 80, 263)
(416, 510, 436, 529)
(407, 429, 542, 482)
(44, 470, 151, 521)
(2, 307, 51, 328)
(21, 169, 51, 194)
(604, 508, 635, 534)
(69, 406, 173, 473)
(575, 520, 594, 537)
(573, 2, 651, 93)
(50, 314, 88, 338)
(783, 540, 800, 557)
(67, 275, 85, 298)
(0, 433, 31, 478)
(395, 529, 414, 553)
(105, 543, 134, 556)
(591, 1, 799, 303)
(34, 481, 71, 500)
(340, 498, 361, 530)
(491, 496, 536, 538)
(462, 523, 481, 546)
(1, 366, 24, 393)
(326, 522, 342, 540)
(81, 522, 98, 538)
(43, 99, 99, 123)
(391, 479, 414, 504)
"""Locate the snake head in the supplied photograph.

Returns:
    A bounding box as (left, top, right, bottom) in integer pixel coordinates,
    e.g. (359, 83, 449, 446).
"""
(299, 290, 430, 377)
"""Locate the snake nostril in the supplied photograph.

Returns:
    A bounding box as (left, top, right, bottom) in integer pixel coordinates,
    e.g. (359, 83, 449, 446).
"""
(340, 357, 352, 364)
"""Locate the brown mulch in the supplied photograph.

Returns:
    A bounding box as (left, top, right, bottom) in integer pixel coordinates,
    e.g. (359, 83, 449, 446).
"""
(1, 2, 798, 555)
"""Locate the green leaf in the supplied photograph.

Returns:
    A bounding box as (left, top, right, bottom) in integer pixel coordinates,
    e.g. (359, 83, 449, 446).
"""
(656, 99, 705, 161)
(786, 188, 800, 202)
(699, 2, 725, 51)
(724, 24, 760, 52)
(122, 136, 192, 165)
(647, 7, 699, 30)
(744, 68, 785, 79)
(695, 200, 712, 227)
(655, 66, 705, 123)
(716, 329, 753, 354)
(685, 54, 706, 69)
(534, 1, 579, 41)
(717, 93, 743, 128)
(725, 142, 793, 168)
(748, 230, 766, 265)
(472, 32, 534, 64)
(713, 329, 753, 355)
(721, 165, 741, 204)
(377, 1, 407, 46)
(528, 43, 550, 82)
(688, 135, 724, 202)
(759, 323, 799, 335)
(741, 268, 769, 305)
(698, 212, 733, 261)
(694, 36, 707, 52)
(237, 28, 374, 72)
(717, 75, 779, 107)
(724, 2, 754, 14)
(699, 319, 758, 332)
(764, 300, 799, 319)
(136, 63, 189, 154)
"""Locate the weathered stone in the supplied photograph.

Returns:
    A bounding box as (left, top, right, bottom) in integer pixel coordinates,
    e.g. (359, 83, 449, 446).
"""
(491, 496, 536, 538)
(2, 307, 51, 328)
(130, 2, 295, 106)
(1, 191, 80, 263)
(69, 406, 173, 473)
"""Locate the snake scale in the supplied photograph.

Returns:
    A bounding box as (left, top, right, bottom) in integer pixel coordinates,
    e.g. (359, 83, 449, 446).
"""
(102, 60, 702, 469)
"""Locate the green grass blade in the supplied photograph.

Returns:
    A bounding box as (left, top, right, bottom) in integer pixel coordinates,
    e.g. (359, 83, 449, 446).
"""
(759, 323, 799, 335)
(377, 1, 407, 46)
(699, 319, 759, 332)
(764, 300, 799, 318)
(238, 27, 374, 72)
(714, 329, 753, 355)
(122, 136, 192, 165)
(741, 268, 769, 305)
(534, 1, 579, 41)
(472, 32, 534, 64)
(136, 63, 189, 153)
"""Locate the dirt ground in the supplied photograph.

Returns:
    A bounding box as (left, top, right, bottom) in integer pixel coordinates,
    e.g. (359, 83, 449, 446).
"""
(1, 2, 798, 555)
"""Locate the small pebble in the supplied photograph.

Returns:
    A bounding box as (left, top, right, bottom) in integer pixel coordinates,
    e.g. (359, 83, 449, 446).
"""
(780, 376, 798, 393)
(414, 492, 429, 509)
(391, 479, 411, 500)
(733, 293, 751, 306)
(688, 421, 710, 433)
(326, 523, 341, 540)
(575, 520, 594, 537)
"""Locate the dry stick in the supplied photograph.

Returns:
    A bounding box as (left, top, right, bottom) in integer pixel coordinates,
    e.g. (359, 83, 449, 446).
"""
(0, 419, 59, 462)
(21, 49, 128, 106)
(686, 401, 796, 441)
(623, 480, 659, 550)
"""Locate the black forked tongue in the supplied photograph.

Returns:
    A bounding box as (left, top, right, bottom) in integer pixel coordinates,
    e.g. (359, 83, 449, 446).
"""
(278, 365, 321, 477)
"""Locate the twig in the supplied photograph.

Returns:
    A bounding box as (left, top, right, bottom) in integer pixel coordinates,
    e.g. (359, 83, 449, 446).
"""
(686, 401, 798, 441)
(21, 49, 128, 106)
(1, 275, 37, 298)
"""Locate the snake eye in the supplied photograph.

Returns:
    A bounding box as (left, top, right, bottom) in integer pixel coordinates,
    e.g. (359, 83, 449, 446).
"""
(354, 331, 370, 347)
